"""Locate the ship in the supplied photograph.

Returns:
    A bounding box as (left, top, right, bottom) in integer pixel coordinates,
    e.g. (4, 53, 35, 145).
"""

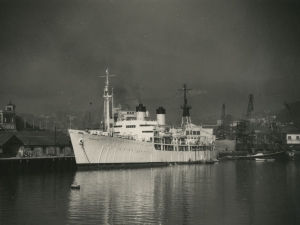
(69, 69, 216, 169)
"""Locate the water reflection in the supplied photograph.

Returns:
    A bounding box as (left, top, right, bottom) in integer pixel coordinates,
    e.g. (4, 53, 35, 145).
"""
(68, 166, 219, 224)
(0, 171, 74, 225)
(1, 161, 300, 225)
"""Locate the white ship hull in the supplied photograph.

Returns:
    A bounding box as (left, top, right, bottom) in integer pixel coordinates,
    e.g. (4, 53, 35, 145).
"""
(70, 129, 215, 169)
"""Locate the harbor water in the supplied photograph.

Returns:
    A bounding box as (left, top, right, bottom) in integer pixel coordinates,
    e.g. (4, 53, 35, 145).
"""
(1, 160, 300, 225)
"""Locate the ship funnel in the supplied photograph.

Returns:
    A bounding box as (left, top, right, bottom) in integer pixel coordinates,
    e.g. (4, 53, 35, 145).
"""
(136, 104, 146, 121)
(156, 107, 166, 125)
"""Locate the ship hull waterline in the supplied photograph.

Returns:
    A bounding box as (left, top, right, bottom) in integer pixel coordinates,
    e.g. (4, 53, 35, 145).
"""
(69, 129, 216, 170)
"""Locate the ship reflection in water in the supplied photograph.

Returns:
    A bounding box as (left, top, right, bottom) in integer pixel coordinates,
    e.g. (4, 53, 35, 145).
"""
(67, 161, 299, 225)
(1, 161, 299, 225)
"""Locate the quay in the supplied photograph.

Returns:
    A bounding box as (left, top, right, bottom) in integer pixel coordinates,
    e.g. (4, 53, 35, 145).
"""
(0, 156, 76, 173)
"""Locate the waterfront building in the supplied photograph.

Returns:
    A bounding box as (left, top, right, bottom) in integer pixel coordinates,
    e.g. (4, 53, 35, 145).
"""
(0, 131, 73, 158)
(0, 101, 17, 131)
(0, 134, 23, 157)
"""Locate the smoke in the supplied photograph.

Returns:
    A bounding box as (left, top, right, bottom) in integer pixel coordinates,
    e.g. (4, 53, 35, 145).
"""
(171, 89, 207, 101)
(112, 63, 142, 110)
(188, 90, 208, 96)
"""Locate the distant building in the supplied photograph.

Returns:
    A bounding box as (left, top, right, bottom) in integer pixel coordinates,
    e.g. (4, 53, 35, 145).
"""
(0, 101, 17, 131)
(286, 133, 300, 144)
(286, 133, 300, 150)
(230, 121, 239, 127)
(249, 118, 256, 123)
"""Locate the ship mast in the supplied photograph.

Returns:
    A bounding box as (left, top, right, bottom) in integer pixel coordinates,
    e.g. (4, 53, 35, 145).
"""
(179, 84, 192, 126)
(100, 69, 115, 132)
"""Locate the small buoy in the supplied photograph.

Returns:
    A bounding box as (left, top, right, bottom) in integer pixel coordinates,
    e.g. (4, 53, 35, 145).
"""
(71, 182, 80, 189)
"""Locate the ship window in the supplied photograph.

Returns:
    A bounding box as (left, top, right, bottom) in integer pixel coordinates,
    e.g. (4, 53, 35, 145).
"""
(154, 144, 161, 150)
(288, 136, 291, 140)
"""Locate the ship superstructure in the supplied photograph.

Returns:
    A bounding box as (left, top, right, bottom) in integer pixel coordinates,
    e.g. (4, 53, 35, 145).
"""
(69, 69, 216, 169)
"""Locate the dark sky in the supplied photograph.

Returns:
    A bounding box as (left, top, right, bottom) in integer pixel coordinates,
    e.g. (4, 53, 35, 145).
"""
(0, 0, 299, 123)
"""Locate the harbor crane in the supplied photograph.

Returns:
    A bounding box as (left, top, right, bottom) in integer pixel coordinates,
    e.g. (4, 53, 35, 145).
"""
(245, 94, 254, 120)
(283, 101, 300, 128)
(236, 94, 254, 135)
(217, 103, 226, 139)
(236, 94, 255, 152)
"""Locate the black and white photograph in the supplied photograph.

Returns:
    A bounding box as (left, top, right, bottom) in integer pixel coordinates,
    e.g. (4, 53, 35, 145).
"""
(0, 0, 300, 224)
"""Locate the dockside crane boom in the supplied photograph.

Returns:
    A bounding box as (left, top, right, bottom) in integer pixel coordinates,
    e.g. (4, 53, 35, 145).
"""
(235, 94, 255, 152)
(283, 101, 300, 128)
(245, 94, 254, 120)
(283, 101, 290, 114)
(221, 103, 225, 128)
(217, 103, 226, 139)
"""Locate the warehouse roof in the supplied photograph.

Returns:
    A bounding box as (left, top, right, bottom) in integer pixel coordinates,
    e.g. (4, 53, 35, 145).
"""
(0, 131, 71, 146)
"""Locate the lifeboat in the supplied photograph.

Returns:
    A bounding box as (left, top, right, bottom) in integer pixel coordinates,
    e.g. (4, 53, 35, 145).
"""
(159, 132, 172, 137)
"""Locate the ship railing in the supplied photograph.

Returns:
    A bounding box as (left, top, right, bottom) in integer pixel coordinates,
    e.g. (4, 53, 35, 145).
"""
(153, 143, 213, 151)
(153, 138, 212, 146)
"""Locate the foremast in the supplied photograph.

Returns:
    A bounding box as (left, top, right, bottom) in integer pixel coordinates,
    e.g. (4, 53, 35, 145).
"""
(100, 69, 115, 132)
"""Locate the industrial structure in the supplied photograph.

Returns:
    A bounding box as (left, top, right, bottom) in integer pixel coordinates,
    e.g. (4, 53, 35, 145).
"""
(217, 103, 226, 140)
(235, 95, 289, 152)
(235, 94, 256, 152)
